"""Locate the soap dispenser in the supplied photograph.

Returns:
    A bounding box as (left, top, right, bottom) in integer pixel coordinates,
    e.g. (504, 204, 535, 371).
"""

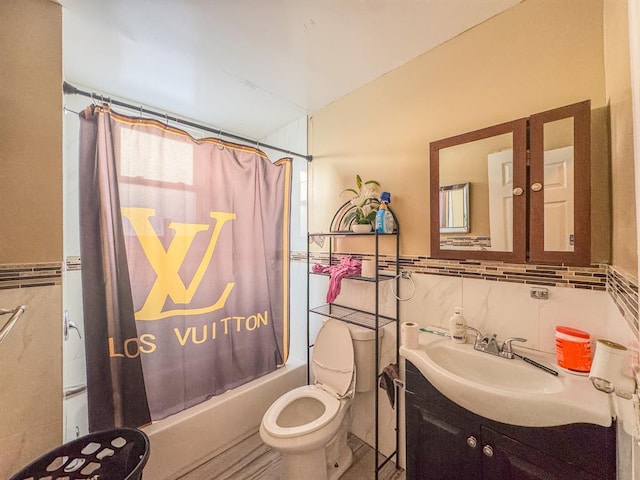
(448, 307, 467, 344)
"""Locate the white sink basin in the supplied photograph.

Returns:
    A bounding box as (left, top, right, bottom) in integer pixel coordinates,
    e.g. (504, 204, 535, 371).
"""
(400, 328, 612, 428)
(426, 340, 564, 394)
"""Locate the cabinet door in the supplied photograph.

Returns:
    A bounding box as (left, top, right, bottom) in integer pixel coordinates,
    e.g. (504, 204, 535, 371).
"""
(406, 391, 481, 480)
(481, 427, 600, 480)
(528, 100, 590, 265)
(430, 118, 528, 263)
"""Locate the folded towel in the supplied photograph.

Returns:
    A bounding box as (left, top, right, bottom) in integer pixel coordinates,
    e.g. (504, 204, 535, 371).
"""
(379, 363, 399, 408)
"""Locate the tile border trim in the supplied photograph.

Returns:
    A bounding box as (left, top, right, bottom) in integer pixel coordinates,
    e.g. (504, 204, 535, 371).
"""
(296, 252, 638, 336)
(607, 265, 639, 336)
(298, 252, 608, 290)
(0, 262, 63, 289)
(3, 256, 637, 337)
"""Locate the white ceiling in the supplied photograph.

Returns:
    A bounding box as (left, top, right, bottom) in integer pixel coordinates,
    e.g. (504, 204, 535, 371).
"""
(62, 0, 522, 140)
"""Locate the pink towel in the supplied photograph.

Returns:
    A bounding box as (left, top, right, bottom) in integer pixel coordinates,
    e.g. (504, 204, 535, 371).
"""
(313, 257, 361, 303)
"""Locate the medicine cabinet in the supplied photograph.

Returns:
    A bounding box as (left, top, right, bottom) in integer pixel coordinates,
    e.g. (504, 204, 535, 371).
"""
(429, 100, 591, 265)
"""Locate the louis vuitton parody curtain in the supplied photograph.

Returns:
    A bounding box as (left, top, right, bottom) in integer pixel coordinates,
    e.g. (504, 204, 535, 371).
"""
(78, 105, 291, 430)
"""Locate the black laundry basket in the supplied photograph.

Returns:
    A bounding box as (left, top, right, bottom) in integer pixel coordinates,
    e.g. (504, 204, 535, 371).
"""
(10, 428, 150, 480)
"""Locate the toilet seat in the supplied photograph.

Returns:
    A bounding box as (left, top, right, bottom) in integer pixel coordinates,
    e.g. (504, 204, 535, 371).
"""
(262, 319, 355, 439)
(263, 385, 341, 438)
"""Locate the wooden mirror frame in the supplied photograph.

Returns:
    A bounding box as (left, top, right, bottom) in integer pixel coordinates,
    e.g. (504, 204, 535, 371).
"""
(430, 100, 591, 265)
(430, 119, 528, 262)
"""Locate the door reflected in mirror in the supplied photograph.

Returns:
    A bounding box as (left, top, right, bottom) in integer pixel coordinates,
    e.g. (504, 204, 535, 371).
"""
(438, 132, 514, 252)
(542, 117, 575, 252)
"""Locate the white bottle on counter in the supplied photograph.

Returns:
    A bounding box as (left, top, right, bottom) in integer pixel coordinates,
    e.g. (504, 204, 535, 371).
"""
(448, 307, 467, 344)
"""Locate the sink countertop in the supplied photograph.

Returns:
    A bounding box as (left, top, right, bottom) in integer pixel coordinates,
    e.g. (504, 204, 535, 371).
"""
(400, 327, 613, 428)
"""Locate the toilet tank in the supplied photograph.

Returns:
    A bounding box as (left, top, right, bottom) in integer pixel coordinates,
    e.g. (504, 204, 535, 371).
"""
(346, 323, 384, 392)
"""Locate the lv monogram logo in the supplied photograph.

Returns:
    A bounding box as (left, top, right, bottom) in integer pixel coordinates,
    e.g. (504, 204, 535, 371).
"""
(121, 207, 236, 320)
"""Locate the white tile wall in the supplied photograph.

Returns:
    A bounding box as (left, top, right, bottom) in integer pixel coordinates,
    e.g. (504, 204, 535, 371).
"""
(325, 270, 638, 470)
(399, 273, 630, 354)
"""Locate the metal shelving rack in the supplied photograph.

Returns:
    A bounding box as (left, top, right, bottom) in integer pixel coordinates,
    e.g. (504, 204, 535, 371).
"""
(306, 201, 400, 480)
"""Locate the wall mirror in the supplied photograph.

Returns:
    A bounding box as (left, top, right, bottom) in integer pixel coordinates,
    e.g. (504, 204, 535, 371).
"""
(439, 183, 469, 234)
(430, 119, 527, 261)
(430, 100, 591, 265)
(528, 101, 590, 264)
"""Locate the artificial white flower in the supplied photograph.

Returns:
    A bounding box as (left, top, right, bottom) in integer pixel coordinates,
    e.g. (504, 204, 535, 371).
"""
(340, 175, 381, 226)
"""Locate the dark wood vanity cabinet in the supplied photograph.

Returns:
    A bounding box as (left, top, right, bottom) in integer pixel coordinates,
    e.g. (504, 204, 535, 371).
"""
(405, 361, 616, 480)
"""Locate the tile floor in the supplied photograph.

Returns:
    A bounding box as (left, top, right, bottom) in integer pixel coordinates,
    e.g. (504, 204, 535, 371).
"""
(178, 431, 405, 480)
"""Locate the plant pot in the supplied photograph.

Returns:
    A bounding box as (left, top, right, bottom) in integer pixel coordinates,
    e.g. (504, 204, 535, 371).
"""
(351, 223, 372, 233)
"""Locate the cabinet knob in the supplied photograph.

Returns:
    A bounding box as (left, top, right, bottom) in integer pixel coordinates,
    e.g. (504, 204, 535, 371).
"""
(466, 436, 477, 448)
(531, 182, 543, 192)
(512, 187, 524, 196)
(483, 445, 494, 457)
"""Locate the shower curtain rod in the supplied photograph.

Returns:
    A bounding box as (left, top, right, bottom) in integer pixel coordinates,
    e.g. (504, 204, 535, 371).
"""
(62, 82, 312, 162)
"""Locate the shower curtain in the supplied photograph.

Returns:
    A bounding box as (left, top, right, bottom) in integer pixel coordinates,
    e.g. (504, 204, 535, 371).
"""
(78, 105, 291, 430)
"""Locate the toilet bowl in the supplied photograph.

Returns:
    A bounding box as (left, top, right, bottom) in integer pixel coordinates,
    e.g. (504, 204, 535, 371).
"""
(260, 319, 355, 480)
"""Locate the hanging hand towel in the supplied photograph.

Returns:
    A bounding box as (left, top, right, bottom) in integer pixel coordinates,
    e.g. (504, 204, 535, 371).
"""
(379, 363, 399, 408)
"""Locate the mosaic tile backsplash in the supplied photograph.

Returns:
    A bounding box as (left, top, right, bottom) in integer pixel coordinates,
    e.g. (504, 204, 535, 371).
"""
(2, 256, 637, 336)
(299, 252, 638, 336)
(0, 262, 62, 289)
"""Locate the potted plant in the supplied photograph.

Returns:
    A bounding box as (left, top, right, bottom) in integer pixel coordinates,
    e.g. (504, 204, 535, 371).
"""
(341, 175, 381, 232)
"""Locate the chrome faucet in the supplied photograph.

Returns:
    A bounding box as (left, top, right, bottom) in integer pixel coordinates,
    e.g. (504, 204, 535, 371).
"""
(499, 337, 528, 359)
(475, 333, 501, 355)
(464, 325, 483, 345)
(465, 325, 527, 359)
(464, 326, 500, 354)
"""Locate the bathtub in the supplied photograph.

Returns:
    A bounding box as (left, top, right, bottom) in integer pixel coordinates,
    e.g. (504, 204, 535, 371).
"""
(142, 358, 306, 479)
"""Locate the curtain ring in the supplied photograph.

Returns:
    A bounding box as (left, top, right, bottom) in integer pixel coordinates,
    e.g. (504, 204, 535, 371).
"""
(216, 129, 225, 149)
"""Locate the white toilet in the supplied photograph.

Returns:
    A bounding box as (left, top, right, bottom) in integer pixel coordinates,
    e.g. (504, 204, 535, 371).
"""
(260, 319, 381, 480)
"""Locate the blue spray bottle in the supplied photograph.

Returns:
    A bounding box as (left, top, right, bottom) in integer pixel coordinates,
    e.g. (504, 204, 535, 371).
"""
(375, 192, 393, 233)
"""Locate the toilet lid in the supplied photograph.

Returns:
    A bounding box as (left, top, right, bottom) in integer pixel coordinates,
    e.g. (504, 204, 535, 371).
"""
(312, 319, 354, 397)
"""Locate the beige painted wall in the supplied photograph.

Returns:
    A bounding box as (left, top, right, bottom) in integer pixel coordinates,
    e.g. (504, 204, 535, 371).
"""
(604, 0, 637, 278)
(0, 1, 63, 477)
(0, 0, 63, 264)
(309, 0, 608, 258)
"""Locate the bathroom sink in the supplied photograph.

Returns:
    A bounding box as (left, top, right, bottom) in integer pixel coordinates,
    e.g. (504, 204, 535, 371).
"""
(400, 329, 612, 428)
(426, 341, 564, 394)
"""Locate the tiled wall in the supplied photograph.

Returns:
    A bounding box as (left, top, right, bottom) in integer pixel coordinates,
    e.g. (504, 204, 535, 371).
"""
(304, 251, 639, 468)
(608, 265, 640, 335)
(439, 236, 492, 249)
(0, 263, 62, 478)
(298, 252, 638, 339)
(0, 262, 63, 290)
